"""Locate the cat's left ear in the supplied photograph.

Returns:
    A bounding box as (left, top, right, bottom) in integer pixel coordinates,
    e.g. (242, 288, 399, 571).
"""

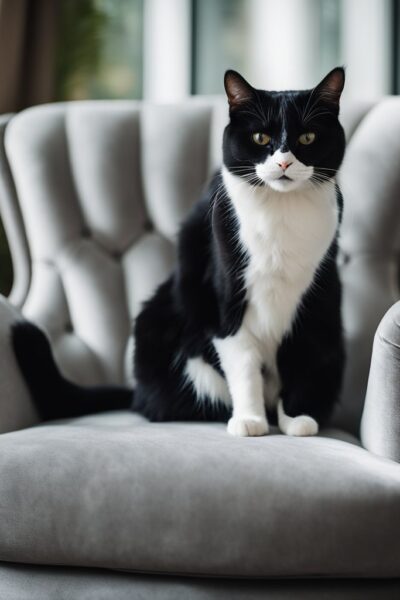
(315, 67, 345, 106)
(224, 70, 255, 111)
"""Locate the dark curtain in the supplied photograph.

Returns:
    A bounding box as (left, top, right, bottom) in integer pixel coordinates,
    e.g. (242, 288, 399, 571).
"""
(0, 0, 59, 295)
(0, 0, 58, 113)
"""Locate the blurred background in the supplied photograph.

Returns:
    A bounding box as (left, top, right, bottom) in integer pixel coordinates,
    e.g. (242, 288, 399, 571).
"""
(0, 0, 398, 294)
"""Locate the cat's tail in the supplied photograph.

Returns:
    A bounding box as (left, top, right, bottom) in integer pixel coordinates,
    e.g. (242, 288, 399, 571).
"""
(11, 321, 133, 421)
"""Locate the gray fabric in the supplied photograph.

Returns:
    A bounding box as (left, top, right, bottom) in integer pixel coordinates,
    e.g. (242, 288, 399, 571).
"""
(2, 98, 397, 433)
(1, 564, 400, 600)
(361, 300, 400, 461)
(334, 98, 400, 434)
(0, 295, 38, 433)
(141, 103, 212, 241)
(338, 99, 376, 141)
(0, 114, 30, 307)
(0, 411, 399, 577)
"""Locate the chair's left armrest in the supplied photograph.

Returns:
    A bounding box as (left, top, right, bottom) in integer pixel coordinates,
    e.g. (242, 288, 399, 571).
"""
(0, 295, 38, 433)
(0, 114, 31, 308)
(361, 300, 400, 462)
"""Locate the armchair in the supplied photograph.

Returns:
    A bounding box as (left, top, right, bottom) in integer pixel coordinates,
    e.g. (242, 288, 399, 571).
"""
(0, 98, 400, 598)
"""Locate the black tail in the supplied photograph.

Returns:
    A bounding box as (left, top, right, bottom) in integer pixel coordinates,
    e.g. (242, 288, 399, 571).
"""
(11, 321, 133, 421)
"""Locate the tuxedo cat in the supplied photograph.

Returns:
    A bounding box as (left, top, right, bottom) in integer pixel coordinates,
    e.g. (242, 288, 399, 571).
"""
(12, 68, 346, 437)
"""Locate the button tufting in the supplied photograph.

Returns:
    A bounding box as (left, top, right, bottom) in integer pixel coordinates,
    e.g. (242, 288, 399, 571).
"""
(338, 251, 350, 267)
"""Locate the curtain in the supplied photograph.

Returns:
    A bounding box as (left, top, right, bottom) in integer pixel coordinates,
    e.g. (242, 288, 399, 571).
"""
(0, 0, 58, 113)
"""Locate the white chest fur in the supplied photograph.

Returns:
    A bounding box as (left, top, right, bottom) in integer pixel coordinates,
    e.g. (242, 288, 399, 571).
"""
(185, 167, 338, 413)
(222, 167, 338, 344)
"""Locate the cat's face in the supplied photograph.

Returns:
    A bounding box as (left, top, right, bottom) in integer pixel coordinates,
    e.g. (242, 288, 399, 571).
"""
(223, 68, 346, 192)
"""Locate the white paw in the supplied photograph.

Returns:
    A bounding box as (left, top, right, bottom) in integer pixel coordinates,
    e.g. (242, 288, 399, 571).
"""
(286, 415, 319, 437)
(227, 416, 269, 437)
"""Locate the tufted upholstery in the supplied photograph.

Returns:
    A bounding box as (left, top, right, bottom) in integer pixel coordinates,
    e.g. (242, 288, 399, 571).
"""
(3, 98, 400, 594)
(2, 97, 400, 434)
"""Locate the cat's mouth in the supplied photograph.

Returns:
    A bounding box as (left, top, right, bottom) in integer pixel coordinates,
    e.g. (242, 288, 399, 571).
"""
(278, 175, 292, 181)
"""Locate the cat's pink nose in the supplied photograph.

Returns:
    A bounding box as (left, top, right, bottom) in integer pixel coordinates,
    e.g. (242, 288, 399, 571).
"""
(277, 161, 292, 171)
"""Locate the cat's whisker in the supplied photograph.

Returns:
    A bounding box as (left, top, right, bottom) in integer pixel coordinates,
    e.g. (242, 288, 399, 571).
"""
(311, 174, 336, 186)
(301, 85, 318, 124)
(238, 95, 267, 124)
(290, 98, 303, 122)
(303, 109, 332, 124)
(252, 92, 269, 124)
(239, 109, 266, 123)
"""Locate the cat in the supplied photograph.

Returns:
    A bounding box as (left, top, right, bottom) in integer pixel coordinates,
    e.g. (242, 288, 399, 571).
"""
(12, 67, 346, 437)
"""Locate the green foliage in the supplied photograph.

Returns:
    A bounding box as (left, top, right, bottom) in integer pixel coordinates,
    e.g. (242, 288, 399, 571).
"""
(55, 0, 108, 100)
(55, 0, 143, 101)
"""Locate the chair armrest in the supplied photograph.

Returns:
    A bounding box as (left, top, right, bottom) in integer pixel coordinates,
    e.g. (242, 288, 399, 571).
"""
(0, 114, 31, 308)
(361, 300, 400, 461)
(0, 295, 38, 433)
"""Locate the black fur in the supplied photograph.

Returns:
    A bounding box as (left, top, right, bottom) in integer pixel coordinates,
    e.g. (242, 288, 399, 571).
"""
(12, 68, 346, 427)
(11, 321, 132, 420)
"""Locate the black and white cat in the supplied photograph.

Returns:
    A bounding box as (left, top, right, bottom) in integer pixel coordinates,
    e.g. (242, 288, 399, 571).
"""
(12, 68, 346, 437)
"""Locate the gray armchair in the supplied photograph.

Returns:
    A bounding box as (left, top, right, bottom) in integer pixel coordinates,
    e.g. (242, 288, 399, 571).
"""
(0, 98, 400, 599)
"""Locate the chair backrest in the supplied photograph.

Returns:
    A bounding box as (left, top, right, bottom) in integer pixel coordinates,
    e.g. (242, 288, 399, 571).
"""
(1, 97, 400, 434)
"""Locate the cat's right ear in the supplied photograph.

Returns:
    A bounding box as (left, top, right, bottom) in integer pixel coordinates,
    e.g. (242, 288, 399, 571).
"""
(224, 70, 255, 111)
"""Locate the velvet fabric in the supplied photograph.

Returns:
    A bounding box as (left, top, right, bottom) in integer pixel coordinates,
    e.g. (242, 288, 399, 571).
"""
(1, 564, 400, 600)
(1, 411, 400, 577)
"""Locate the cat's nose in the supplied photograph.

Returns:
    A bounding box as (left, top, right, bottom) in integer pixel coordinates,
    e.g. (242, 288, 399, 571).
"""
(277, 161, 293, 171)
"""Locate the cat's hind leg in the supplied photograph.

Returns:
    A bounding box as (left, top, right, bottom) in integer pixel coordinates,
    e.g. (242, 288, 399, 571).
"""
(277, 398, 319, 437)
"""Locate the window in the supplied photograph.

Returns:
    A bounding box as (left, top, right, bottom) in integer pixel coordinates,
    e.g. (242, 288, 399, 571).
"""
(192, 0, 249, 95)
(192, 0, 341, 94)
(192, 0, 392, 98)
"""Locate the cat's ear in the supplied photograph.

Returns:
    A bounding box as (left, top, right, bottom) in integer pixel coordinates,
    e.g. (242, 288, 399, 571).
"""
(315, 67, 345, 106)
(224, 70, 255, 111)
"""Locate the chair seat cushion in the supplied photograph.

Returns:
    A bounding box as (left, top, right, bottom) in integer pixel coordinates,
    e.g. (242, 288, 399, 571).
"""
(0, 412, 399, 578)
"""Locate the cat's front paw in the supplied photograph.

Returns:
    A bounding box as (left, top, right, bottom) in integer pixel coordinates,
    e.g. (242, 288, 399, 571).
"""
(227, 416, 269, 437)
(286, 415, 318, 437)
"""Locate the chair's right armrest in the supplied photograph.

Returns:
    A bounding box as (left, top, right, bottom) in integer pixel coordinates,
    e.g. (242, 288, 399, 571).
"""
(361, 300, 400, 462)
(0, 295, 38, 433)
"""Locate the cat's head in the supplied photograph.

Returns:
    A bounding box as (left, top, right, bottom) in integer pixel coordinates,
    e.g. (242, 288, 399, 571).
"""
(222, 68, 345, 192)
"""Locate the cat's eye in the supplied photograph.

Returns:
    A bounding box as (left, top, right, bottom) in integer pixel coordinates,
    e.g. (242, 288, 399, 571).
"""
(298, 132, 316, 145)
(252, 132, 271, 146)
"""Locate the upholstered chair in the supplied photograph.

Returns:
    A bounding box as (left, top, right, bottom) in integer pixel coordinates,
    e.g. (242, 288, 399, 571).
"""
(0, 98, 400, 598)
